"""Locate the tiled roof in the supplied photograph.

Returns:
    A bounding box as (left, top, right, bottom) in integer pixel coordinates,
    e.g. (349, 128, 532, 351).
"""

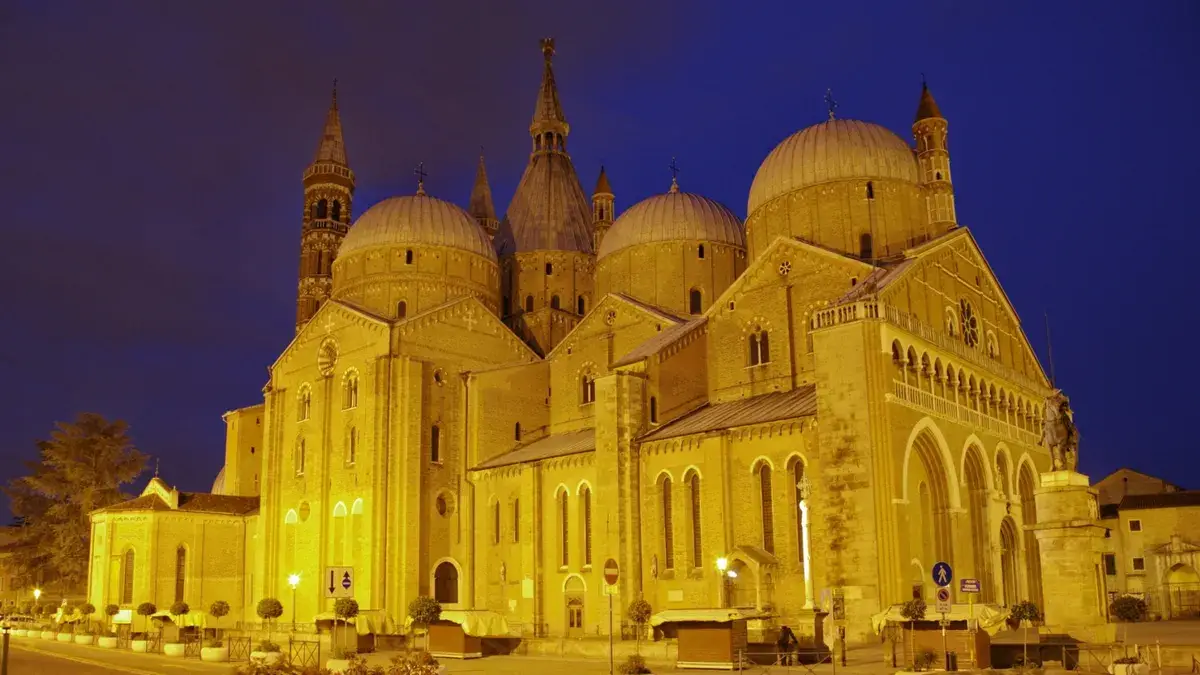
(613, 294, 685, 324)
(835, 259, 913, 304)
(98, 494, 171, 513)
(612, 318, 706, 368)
(96, 492, 259, 516)
(1119, 491, 1200, 511)
(640, 385, 817, 442)
(473, 429, 595, 470)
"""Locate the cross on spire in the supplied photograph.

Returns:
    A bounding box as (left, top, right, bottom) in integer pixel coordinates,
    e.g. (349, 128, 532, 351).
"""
(825, 88, 838, 121)
(414, 162, 428, 195)
(154, 457, 160, 478)
(331, 78, 338, 108)
(668, 157, 680, 193)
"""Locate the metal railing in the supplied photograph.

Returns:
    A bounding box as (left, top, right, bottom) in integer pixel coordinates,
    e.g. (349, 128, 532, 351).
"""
(890, 379, 1042, 446)
(735, 648, 836, 674)
(183, 635, 201, 658)
(288, 635, 321, 668)
(227, 635, 252, 662)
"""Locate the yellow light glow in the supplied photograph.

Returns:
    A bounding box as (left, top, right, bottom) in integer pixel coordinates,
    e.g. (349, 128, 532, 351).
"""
(727, 570, 738, 579)
(288, 573, 301, 588)
(716, 557, 728, 572)
(32, 588, 41, 601)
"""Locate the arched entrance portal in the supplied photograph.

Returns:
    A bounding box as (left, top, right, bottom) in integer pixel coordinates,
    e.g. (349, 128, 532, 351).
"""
(999, 517, 1019, 606)
(434, 561, 459, 605)
(1018, 464, 1043, 608)
(963, 446, 994, 602)
(1166, 564, 1200, 619)
(905, 425, 956, 601)
(564, 575, 585, 637)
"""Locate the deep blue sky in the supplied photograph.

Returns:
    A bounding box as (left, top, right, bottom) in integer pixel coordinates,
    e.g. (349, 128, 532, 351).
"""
(1, 1, 1197, 509)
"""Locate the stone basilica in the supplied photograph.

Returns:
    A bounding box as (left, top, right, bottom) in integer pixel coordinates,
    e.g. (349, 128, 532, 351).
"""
(86, 38, 1098, 645)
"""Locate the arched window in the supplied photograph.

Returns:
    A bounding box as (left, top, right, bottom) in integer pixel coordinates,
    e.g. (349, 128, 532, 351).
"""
(434, 562, 459, 604)
(310, 202, 318, 219)
(345, 427, 357, 466)
(689, 473, 702, 568)
(866, 181, 875, 199)
(331, 200, 342, 222)
(759, 463, 775, 553)
(649, 396, 658, 424)
(580, 374, 596, 404)
(317, 199, 328, 219)
(514, 422, 521, 441)
(551, 295, 561, 310)
(512, 499, 520, 543)
(577, 296, 586, 315)
(793, 460, 806, 564)
(298, 388, 311, 421)
(397, 301, 407, 319)
(545, 263, 553, 275)
(661, 477, 674, 570)
(405, 250, 414, 265)
(503, 296, 511, 316)
(689, 288, 702, 314)
(430, 425, 441, 463)
(122, 549, 134, 604)
(343, 373, 358, 409)
(524, 296, 534, 312)
(559, 490, 569, 567)
(748, 328, 770, 366)
(698, 244, 705, 259)
(174, 544, 187, 602)
(295, 438, 306, 476)
(581, 486, 592, 566)
(493, 501, 501, 545)
(860, 232, 873, 259)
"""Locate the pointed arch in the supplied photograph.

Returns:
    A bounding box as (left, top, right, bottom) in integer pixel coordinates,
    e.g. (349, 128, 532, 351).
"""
(994, 443, 1014, 498)
(683, 467, 703, 569)
(962, 443, 994, 601)
(431, 558, 462, 606)
(659, 473, 675, 570)
(121, 548, 135, 604)
(174, 544, 187, 603)
(1018, 460, 1044, 609)
(900, 417, 961, 507)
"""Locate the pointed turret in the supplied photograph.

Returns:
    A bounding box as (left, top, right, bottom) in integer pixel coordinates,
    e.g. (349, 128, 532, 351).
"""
(592, 166, 614, 251)
(912, 80, 956, 235)
(297, 81, 355, 332)
(470, 154, 499, 241)
(530, 38, 568, 142)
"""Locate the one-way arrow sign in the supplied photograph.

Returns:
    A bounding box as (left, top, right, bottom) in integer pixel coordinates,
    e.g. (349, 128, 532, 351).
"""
(325, 566, 354, 598)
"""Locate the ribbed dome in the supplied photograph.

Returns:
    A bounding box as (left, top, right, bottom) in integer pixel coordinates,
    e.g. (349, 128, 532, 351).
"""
(211, 467, 226, 495)
(748, 119, 919, 215)
(598, 189, 745, 260)
(338, 194, 496, 262)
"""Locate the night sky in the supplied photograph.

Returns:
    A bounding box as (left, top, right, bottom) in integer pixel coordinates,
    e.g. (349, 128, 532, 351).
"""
(2, 1, 1197, 513)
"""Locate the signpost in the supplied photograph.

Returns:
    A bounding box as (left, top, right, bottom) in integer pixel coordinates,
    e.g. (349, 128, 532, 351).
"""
(932, 561, 953, 671)
(960, 578, 980, 668)
(604, 559, 620, 675)
(325, 567, 354, 599)
(935, 586, 952, 614)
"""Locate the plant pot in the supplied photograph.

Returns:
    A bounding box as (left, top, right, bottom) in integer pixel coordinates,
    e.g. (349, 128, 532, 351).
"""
(56, 632, 73, 642)
(1109, 664, 1150, 675)
(74, 634, 95, 645)
(326, 658, 351, 674)
(98, 636, 118, 649)
(251, 651, 282, 665)
(201, 647, 229, 662)
(163, 642, 186, 657)
(10, 629, 25, 637)
(40, 631, 56, 640)
(132, 639, 149, 653)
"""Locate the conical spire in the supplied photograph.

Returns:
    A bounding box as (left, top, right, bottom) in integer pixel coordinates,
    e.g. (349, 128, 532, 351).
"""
(530, 38, 569, 139)
(469, 154, 497, 222)
(314, 80, 348, 165)
(914, 79, 943, 122)
(594, 165, 613, 196)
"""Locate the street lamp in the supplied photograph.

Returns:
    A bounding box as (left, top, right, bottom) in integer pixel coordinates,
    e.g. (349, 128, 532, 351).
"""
(715, 559, 733, 608)
(32, 589, 40, 603)
(288, 574, 300, 630)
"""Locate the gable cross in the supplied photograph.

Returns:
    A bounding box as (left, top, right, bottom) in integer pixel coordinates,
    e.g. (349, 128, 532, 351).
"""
(323, 314, 336, 334)
(414, 162, 428, 194)
(462, 311, 478, 331)
(825, 88, 838, 121)
(796, 473, 812, 502)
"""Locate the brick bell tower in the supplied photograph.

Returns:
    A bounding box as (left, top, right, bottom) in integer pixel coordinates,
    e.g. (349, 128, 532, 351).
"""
(296, 81, 355, 332)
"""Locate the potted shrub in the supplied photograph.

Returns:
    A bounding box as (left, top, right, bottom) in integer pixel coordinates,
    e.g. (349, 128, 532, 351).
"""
(202, 600, 230, 662)
(627, 599, 653, 655)
(383, 651, 446, 675)
(255, 597, 284, 644)
(1010, 600, 1041, 667)
(1110, 654, 1149, 675)
(56, 604, 76, 641)
(163, 601, 189, 656)
(619, 654, 649, 675)
(899, 598, 927, 671)
(132, 602, 156, 652)
(74, 603, 97, 645)
(98, 604, 121, 648)
(250, 639, 282, 665)
(407, 596, 442, 652)
(327, 597, 361, 671)
(1110, 595, 1149, 645)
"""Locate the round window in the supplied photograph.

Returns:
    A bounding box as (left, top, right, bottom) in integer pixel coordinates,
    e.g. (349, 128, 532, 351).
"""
(435, 495, 447, 516)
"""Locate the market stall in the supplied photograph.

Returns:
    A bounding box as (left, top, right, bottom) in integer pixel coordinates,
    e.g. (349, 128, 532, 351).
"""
(416, 610, 509, 659)
(650, 609, 770, 670)
(871, 603, 1006, 670)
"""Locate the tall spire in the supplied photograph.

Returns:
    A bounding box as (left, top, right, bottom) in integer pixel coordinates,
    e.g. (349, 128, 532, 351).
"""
(314, 79, 348, 165)
(470, 153, 499, 240)
(594, 165, 613, 196)
(914, 79, 943, 122)
(530, 37, 569, 144)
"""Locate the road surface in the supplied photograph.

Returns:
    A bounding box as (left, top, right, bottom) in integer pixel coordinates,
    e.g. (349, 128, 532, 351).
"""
(4, 636, 234, 674)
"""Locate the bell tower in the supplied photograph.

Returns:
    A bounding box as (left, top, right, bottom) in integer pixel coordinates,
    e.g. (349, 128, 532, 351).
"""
(297, 81, 355, 332)
(912, 81, 957, 234)
(592, 166, 614, 251)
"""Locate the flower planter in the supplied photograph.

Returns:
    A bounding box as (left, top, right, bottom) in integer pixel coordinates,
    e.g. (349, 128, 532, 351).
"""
(251, 651, 282, 665)
(74, 635, 95, 645)
(131, 639, 149, 653)
(98, 636, 118, 649)
(40, 631, 56, 640)
(10, 629, 25, 637)
(201, 647, 229, 662)
(1109, 664, 1150, 675)
(163, 643, 186, 657)
(56, 632, 73, 642)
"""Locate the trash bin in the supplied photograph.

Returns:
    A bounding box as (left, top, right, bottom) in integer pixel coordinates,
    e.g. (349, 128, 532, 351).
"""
(945, 650, 958, 672)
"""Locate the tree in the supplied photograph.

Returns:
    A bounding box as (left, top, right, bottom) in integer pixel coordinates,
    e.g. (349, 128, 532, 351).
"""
(1010, 600, 1041, 667)
(334, 597, 360, 656)
(4, 414, 147, 590)
(900, 598, 927, 670)
(257, 598, 283, 643)
(105, 604, 120, 635)
(137, 602, 157, 637)
(627, 599, 653, 655)
(80, 602, 96, 634)
(209, 600, 230, 641)
(407, 596, 442, 651)
(169, 601, 190, 641)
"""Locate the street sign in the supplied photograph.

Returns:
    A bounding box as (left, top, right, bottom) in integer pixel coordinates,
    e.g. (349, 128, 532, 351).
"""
(325, 566, 354, 598)
(603, 558, 620, 585)
(935, 586, 952, 614)
(960, 578, 980, 594)
(603, 584, 619, 596)
(931, 561, 953, 587)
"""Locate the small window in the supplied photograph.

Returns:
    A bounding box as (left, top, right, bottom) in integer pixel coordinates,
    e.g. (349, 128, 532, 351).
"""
(524, 296, 534, 312)
(698, 244, 705, 259)
(514, 422, 521, 441)
(345, 427, 357, 466)
(405, 250, 414, 265)
(866, 181, 874, 199)
(512, 499, 520, 543)
(936, 171, 943, 181)
(551, 295, 561, 310)
(493, 501, 501, 545)
(1132, 557, 1145, 572)
(689, 288, 702, 314)
(860, 232, 873, 260)
(503, 296, 511, 315)
(577, 296, 585, 315)
(581, 375, 596, 404)
(397, 301, 407, 319)
(545, 263, 553, 275)
(1103, 554, 1117, 576)
(317, 199, 328, 219)
(748, 329, 770, 366)
(1129, 519, 1142, 532)
(430, 425, 441, 463)
(649, 396, 658, 424)
(436, 495, 447, 516)
(331, 200, 342, 222)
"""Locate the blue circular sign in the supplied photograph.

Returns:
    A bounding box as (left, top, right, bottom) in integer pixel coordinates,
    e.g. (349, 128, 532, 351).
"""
(932, 561, 953, 587)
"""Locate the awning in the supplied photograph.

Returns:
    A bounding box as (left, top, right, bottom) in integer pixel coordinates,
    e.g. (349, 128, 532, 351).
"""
(403, 610, 510, 637)
(870, 603, 1008, 636)
(314, 611, 383, 635)
(148, 610, 206, 628)
(650, 608, 772, 627)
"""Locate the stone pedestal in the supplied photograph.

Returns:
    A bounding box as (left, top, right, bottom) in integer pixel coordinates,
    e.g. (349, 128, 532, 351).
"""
(1029, 471, 1114, 642)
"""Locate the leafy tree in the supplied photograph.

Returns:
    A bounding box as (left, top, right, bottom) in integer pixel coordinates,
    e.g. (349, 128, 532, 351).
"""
(209, 600, 230, 640)
(4, 414, 146, 590)
(137, 602, 156, 637)
(1010, 600, 1041, 667)
(105, 604, 120, 635)
(407, 596, 441, 651)
(627, 599, 653, 655)
(79, 602, 96, 634)
(900, 598, 927, 670)
(334, 597, 360, 656)
(1110, 595, 1148, 623)
(257, 597, 283, 643)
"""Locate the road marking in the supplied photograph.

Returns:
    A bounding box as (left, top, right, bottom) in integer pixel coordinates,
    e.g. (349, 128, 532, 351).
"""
(10, 643, 163, 675)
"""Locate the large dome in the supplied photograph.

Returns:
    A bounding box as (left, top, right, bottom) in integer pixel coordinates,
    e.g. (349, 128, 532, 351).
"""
(597, 188, 745, 260)
(338, 193, 496, 262)
(748, 119, 919, 215)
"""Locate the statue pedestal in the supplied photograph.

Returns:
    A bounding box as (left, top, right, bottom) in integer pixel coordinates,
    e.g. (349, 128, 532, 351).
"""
(1029, 471, 1115, 643)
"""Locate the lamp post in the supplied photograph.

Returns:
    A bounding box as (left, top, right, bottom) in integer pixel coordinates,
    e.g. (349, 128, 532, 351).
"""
(716, 558, 736, 608)
(287, 574, 300, 631)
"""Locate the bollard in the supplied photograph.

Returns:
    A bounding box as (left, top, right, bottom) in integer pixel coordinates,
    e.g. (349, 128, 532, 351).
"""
(945, 649, 958, 672)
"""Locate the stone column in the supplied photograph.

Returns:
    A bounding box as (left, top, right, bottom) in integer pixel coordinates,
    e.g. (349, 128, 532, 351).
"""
(1029, 470, 1113, 642)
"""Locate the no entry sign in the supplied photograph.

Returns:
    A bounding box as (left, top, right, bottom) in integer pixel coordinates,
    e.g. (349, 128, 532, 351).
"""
(604, 558, 620, 585)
